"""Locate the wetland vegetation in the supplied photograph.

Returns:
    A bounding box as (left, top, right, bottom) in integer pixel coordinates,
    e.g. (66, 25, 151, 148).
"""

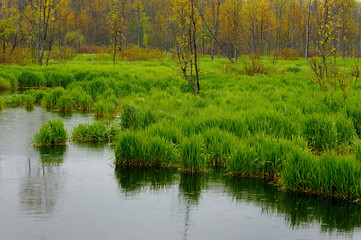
(1, 54, 361, 201)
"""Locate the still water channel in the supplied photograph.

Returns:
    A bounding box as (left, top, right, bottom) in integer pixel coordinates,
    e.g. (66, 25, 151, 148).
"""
(0, 106, 361, 240)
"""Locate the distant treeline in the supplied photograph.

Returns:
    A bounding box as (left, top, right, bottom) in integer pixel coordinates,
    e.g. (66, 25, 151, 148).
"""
(0, 0, 360, 64)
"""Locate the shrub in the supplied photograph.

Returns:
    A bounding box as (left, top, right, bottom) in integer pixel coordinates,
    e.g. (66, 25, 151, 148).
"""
(243, 54, 267, 76)
(278, 48, 302, 60)
(33, 118, 68, 146)
(120, 46, 165, 61)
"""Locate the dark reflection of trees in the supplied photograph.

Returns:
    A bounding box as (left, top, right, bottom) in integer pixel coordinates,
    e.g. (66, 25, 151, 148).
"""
(223, 176, 361, 234)
(19, 146, 66, 216)
(114, 166, 178, 196)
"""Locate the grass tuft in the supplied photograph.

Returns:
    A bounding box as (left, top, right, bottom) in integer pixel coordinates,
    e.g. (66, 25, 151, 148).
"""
(72, 121, 120, 141)
(33, 118, 68, 146)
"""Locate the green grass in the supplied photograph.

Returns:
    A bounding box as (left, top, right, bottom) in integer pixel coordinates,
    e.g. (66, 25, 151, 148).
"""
(354, 140, 361, 163)
(180, 135, 208, 172)
(57, 94, 75, 111)
(280, 151, 361, 199)
(120, 103, 158, 129)
(0, 97, 4, 109)
(304, 113, 355, 151)
(71, 121, 120, 141)
(33, 118, 68, 146)
(115, 131, 178, 167)
(18, 71, 45, 87)
(0, 76, 11, 89)
(3, 54, 361, 200)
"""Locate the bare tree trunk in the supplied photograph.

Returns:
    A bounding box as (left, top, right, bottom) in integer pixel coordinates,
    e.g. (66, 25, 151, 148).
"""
(191, 0, 199, 92)
(137, 4, 141, 46)
(201, 0, 204, 55)
(46, 33, 54, 66)
(36, 2, 43, 65)
(113, 33, 117, 65)
(198, 10, 234, 63)
(121, 0, 126, 52)
(304, 0, 311, 59)
(211, 0, 220, 61)
(165, 20, 168, 55)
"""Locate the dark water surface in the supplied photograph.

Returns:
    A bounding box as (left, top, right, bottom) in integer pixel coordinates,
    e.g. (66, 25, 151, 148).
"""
(1, 106, 361, 240)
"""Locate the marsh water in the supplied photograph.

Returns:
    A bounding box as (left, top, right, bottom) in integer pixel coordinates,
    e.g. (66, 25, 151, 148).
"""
(1, 106, 361, 240)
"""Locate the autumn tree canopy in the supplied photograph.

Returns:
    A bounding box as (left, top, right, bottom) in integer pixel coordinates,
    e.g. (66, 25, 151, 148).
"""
(1, 0, 361, 64)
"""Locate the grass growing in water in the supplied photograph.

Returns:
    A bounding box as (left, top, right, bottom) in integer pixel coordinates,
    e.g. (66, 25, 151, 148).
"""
(0, 97, 4, 109)
(0, 77, 11, 89)
(115, 131, 178, 167)
(33, 118, 68, 146)
(180, 135, 208, 172)
(280, 151, 361, 199)
(72, 121, 120, 141)
(3, 55, 361, 201)
(57, 94, 75, 111)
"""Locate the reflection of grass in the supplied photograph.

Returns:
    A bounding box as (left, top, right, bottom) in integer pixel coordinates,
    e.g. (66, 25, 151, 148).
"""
(114, 165, 361, 234)
(179, 172, 209, 204)
(224, 176, 361, 234)
(37, 145, 66, 166)
(114, 166, 177, 194)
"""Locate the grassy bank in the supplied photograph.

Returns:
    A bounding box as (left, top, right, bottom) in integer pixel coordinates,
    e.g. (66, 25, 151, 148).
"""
(3, 54, 361, 201)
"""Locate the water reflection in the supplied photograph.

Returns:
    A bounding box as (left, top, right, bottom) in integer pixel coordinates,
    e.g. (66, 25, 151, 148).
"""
(19, 146, 66, 216)
(114, 166, 178, 196)
(115, 168, 361, 234)
(178, 172, 209, 240)
(38, 145, 66, 165)
(224, 176, 361, 234)
(179, 172, 209, 205)
(0, 89, 18, 97)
